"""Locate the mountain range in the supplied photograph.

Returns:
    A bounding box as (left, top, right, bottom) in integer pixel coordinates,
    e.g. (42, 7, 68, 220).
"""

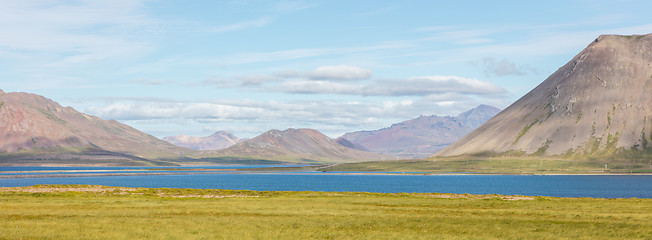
(0, 91, 388, 165)
(436, 33, 652, 162)
(339, 105, 501, 158)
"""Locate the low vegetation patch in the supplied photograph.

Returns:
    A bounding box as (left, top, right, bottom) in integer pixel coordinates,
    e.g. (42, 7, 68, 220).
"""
(514, 119, 538, 144)
(0, 185, 650, 239)
(188, 156, 297, 165)
(323, 157, 652, 174)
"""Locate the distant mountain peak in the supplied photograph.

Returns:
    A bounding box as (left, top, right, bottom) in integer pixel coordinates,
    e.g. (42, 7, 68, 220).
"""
(339, 105, 501, 158)
(457, 105, 502, 128)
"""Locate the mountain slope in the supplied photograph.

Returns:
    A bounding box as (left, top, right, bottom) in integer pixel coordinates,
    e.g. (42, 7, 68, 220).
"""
(334, 137, 369, 151)
(0, 90, 186, 165)
(435, 34, 652, 161)
(164, 131, 242, 150)
(204, 128, 390, 163)
(340, 105, 501, 158)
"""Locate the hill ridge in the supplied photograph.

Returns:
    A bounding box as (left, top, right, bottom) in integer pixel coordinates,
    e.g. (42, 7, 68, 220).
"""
(0, 90, 186, 165)
(205, 128, 389, 163)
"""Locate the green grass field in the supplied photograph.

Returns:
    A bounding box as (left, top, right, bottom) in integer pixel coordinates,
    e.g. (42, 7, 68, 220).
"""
(0, 185, 650, 239)
(322, 158, 652, 174)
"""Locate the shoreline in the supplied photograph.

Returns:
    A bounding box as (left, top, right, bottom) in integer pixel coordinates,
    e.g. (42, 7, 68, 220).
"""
(1, 168, 651, 179)
(0, 184, 650, 200)
(2, 163, 650, 176)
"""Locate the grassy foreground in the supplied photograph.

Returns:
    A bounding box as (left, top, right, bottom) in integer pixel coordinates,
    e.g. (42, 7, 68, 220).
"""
(0, 185, 650, 239)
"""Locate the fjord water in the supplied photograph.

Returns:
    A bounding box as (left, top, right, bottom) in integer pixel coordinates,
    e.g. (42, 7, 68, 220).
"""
(1, 166, 650, 198)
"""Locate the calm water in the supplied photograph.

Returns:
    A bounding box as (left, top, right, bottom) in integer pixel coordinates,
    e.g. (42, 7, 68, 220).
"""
(1, 166, 650, 198)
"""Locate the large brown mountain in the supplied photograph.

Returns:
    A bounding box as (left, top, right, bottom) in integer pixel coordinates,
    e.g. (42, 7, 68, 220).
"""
(0, 90, 186, 165)
(164, 131, 243, 150)
(203, 128, 390, 163)
(435, 33, 652, 160)
(340, 105, 500, 158)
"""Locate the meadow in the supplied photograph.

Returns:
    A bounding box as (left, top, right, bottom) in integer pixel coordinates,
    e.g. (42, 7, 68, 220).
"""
(0, 185, 650, 239)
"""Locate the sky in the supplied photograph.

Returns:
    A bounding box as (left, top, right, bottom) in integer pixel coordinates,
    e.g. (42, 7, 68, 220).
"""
(1, 0, 652, 139)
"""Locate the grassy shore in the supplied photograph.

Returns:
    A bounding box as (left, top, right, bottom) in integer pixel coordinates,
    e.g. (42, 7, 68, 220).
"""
(0, 185, 650, 239)
(322, 158, 652, 174)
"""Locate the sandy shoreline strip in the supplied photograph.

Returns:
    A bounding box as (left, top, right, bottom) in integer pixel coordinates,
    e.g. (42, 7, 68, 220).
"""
(0, 171, 229, 179)
(1, 169, 651, 179)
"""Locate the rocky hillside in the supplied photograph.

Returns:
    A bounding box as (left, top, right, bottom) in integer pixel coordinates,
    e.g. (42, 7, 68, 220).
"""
(0, 90, 186, 165)
(204, 128, 390, 163)
(164, 131, 242, 150)
(435, 33, 652, 161)
(340, 105, 501, 158)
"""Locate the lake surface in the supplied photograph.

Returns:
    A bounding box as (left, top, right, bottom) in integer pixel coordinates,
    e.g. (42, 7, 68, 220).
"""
(1, 166, 651, 198)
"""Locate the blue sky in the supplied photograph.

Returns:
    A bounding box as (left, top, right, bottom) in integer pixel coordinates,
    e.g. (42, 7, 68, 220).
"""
(1, 0, 652, 138)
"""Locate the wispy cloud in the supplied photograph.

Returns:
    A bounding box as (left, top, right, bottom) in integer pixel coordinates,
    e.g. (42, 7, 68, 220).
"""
(130, 78, 170, 86)
(474, 58, 539, 77)
(238, 74, 284, 86)
(203, 41, 412, 67)
(0, 0, 154, 63)
(308, 65, 372, 81)
(210, 17, 272, 33)
(199, 63, 505, 97)
(201, 65, 374, 87)
(278, 75, 506, 96)
(272, 1, 318, 12)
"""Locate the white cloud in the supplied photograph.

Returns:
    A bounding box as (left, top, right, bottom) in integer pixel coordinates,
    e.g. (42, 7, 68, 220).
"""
(277, 75, 505, 96)
(308, 65, 372, 80)
(372, 76, 506, 95)
(86, 94, 504, 138)
(87, 102, 266, 121)
(82, 85, 510, 138)
(201, 66, 505, 97)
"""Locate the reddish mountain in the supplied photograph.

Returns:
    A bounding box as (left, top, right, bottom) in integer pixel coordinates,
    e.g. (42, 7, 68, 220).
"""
(0, 90, 186, 165)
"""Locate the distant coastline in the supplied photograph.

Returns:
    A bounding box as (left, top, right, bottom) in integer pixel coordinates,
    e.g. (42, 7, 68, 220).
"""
(2, 167, 650, 179)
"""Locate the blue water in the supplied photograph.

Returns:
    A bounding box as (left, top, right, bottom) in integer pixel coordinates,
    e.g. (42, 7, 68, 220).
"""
(1, 167, 650, 198)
